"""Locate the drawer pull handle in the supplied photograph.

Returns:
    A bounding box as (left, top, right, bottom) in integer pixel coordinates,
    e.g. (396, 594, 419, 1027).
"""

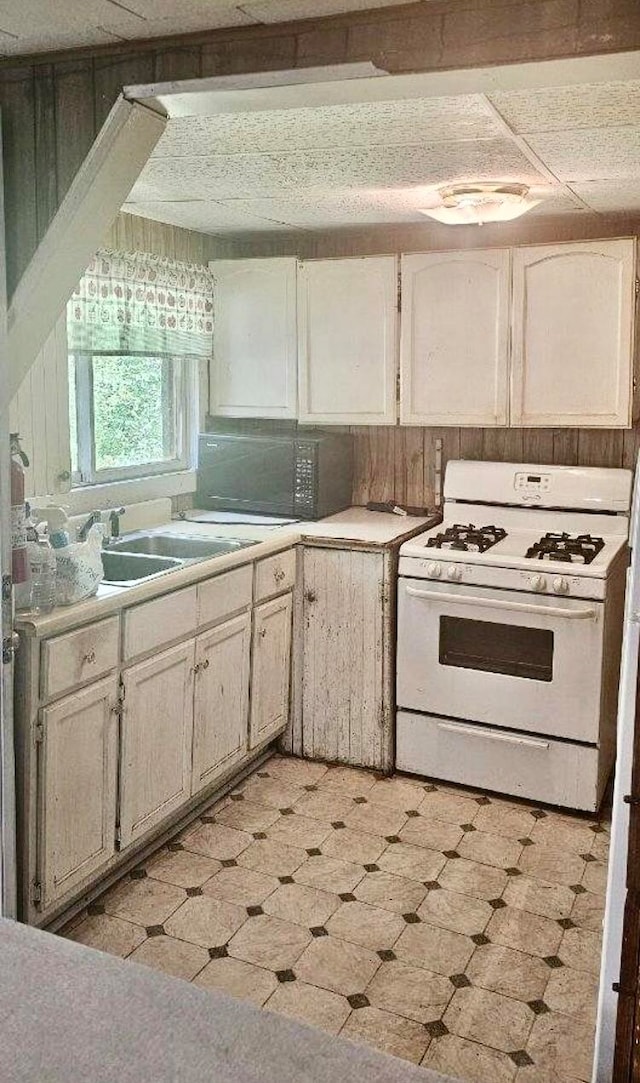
(305, 590, 317, 603)
(193, 659, 210, 675)
(83, 650, 96, 665)
(259, 628, 267, 639)
(437, 721, 549, 751)
(274, 568, 286, 583)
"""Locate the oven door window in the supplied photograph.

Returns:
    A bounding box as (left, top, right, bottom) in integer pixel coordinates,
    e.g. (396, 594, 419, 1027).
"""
(439, 616, 554, 682)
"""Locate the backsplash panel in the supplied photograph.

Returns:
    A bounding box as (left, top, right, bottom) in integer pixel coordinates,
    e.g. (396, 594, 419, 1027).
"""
(351, 425, 640, 510)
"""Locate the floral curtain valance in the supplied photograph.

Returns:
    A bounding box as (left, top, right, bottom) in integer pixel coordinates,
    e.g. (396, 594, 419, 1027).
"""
(67, 249, 214, 358)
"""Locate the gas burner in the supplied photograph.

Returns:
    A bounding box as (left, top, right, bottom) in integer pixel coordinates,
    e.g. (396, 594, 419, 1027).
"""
(426, 523, 507, 554)
(525, 532, 605, 565)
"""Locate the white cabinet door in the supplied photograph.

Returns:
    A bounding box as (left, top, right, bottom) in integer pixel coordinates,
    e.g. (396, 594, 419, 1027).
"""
(249, 593, 293, 748)
(511, 238, 635, 427)
(38, 677, 118, 907)
(209, 258, 297, 418)
(192, 613, 251, 796)
(119, 641, 194, 849)
(400, 249, 510, 426)
(297, 256, 398, 424)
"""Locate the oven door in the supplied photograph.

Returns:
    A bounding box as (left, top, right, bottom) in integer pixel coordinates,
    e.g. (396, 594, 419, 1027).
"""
(397, 576, 604, 742)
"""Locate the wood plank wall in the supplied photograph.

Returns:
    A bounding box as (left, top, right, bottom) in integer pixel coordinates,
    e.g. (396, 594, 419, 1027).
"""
(1, 0, 640, 299)
(103, 212, 210, 264)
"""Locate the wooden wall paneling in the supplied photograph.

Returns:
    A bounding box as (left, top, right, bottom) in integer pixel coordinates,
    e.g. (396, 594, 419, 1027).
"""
(33, 65, 57, 238)
(521, 428, 555, 464)
(577, 429, 625, 467)
(394, 427, 425, 508)
(351, 425, 397, 505)
(53, 59, 95, 211)
(93, 54, 153, 129)
(623, 427, 640, 471)
(482, 427, 524, 463)
(552, 427, 580, 465)
(0, 68, 37, 295)
(201, 33, 296, 78)
(458, 429, 485, 461)
(153, 47, 202, 83)
(102, 212, 210, 266)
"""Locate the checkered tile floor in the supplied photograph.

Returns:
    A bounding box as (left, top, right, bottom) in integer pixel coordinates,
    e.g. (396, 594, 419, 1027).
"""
(62, 755, 609, 1081)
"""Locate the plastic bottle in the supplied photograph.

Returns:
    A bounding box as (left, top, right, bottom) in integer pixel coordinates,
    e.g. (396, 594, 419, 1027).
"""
(26, 507, 56, 614)
(10, 433, 32, 611)
(33, 506, 70, 549)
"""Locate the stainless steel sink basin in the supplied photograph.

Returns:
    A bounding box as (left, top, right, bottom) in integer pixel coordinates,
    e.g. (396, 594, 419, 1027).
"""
(108, 532, 258, 561)
(101, 549, 182, 587)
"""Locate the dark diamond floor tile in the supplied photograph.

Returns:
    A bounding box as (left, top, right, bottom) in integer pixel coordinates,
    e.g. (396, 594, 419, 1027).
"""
(450, 973, 471, 989)
(424, 784, 438, 794)
(209, 945, 228, 959)
(332, 822, 346, 830)
(590, 823, 606, 834)
(425, 1020, 449, 1038)
(230, 794, 244, 802)
(530, 809, 547, 820)
(424, 881, 441, 891)
(570, 884, 587, 895)
(87, 902, 105, 916)
(279, 875, 294, 885)
(581, 853, 597, 863)
(347, 993, 370, 1009)
(276, 970, 296, 983)
(471, 933, 490, 946)
(475, 796, 491, 806)
(528, 1000, 550, 1015)
(167, 842, 184, 852)
(280, 808, 294, 816)
(505, 867, 522, 877)
(257, 772, 270, 779)
(378, 949, 396, 962)
(509, 1050, 534, 1067)
(364, 864, 379, 873)
(310, 926, 328, 938)
(461, 823, 476, 833)
(353, 796, 367, 805)
(201, 815, 216, 824)
(253, 832, 267, 840)
(403, 912, 421, 924)
(306, 847, 322, 857)
(130, 868, 147, 880)
(443, 850, 460, 859)
(557, 917, 576, 930)
(186, 887, 203, 897)
(488, 898, 506, 910)
(543, 955, 564, 969)
(406, 809, 420, 818)
(519, 837, 534, 847)
(339, 892, 356, 902)
(146, 925, 164, 937)
(221, 859, 237, 868)
(247, 905, 264, 917)
(304, 785, 318, 793)
(386, 835, 401, 844)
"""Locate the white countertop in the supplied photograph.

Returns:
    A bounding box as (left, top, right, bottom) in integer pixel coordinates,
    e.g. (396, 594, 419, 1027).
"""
(16, 507, 435, 638)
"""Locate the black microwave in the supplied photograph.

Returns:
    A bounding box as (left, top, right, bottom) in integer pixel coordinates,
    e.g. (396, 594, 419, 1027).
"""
(196, 430, 353, 520)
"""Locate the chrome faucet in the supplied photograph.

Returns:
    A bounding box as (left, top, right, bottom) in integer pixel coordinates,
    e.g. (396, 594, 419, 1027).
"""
(76, 510, 102, 542)
(108, 507, 126, 539)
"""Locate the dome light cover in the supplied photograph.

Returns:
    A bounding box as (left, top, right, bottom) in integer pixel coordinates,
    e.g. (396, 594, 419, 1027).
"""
(419, 183, 541, 225)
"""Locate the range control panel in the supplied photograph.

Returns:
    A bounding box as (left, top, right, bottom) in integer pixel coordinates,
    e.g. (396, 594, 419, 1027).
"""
(514, 471, 551, 496)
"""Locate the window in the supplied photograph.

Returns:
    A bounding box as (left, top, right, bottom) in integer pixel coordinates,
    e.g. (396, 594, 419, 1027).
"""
(68, 351, 194, 486)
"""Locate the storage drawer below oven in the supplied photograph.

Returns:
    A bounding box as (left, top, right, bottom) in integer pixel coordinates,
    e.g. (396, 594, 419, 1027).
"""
(396, 711, 609, 812)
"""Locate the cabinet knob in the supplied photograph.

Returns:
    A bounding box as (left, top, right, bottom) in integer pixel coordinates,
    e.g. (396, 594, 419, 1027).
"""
(83, 649, 96, 665)
(259, 628, 267, 639)
(274, 568, 286, 583)
(305, 590, 317, 603)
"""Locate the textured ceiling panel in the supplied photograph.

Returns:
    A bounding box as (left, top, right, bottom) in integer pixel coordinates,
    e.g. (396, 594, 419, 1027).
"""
(242, 0, 418, 21)
(526, 127, 640, 182)
(151, 96, 502, 158)
(123, 199, 292, 232)
(569, 180, 640, 213)
(131, 139, 543, 202)
(489, 81, 640, 135)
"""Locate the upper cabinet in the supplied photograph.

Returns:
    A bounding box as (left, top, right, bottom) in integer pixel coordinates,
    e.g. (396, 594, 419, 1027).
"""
(209, 257, 298, 419)
(400, 249, 510, 427)
(510, 239, 635, 428)
(297, 256, 398, 425)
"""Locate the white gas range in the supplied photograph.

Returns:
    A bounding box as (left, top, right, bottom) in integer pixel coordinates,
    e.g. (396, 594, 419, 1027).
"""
(396, 460, 633, 811)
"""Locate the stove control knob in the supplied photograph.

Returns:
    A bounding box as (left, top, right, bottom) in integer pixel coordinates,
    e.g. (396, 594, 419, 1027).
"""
(427, 562, 442, 578)
(553, 577, 569, 594)
(530, 574, 547, 592)
(446, 565, 462, 582)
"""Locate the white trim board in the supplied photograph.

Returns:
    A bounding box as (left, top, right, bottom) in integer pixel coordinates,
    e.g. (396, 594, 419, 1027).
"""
(6, 97, 166, 404)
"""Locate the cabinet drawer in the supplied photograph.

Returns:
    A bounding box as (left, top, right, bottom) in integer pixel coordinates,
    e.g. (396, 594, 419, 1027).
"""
(396, 711, 603, 812)
(123, 586, 197, 662)
(197, 565, 253, 628)
(41, 617, 120, 699)
(254, 549, 296, 602)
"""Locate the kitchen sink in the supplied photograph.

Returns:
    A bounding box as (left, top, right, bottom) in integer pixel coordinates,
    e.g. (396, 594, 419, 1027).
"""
(108, 532, 258, 561)
(101, 550, 183, 587)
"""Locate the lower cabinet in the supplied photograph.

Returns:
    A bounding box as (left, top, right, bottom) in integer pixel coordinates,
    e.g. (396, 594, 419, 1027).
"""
(119, 641, 195, 849)
(192, 612, 251, 795)
(250, 593, 293, 748)
(38, 676, 119, 908)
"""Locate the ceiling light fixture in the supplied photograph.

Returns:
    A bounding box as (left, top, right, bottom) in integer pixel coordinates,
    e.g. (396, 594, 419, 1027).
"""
(419, 183, 541, 225)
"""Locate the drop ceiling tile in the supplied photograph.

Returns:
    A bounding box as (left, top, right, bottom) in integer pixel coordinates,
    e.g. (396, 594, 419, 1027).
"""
(242, 0, 414, 21)
(526, 127, 640, 182)
(133, 139, 543, 202)
(123, 199, 292, 233)
(489, 81, 640, 135)
(568, 180, 640, 213)
(106, 2, 257, 37)
(0, 0, 144, 37)
(152, 97, 502, 158)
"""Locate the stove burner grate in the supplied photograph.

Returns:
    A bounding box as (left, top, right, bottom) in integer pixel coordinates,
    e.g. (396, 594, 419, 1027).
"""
(426, 523, 507, 554)
(525, 532, 605, 565)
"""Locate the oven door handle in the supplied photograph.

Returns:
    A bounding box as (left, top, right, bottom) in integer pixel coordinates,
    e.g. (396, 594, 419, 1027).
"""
(437, 721, 550, 751)
(404, 586, 597, 620)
